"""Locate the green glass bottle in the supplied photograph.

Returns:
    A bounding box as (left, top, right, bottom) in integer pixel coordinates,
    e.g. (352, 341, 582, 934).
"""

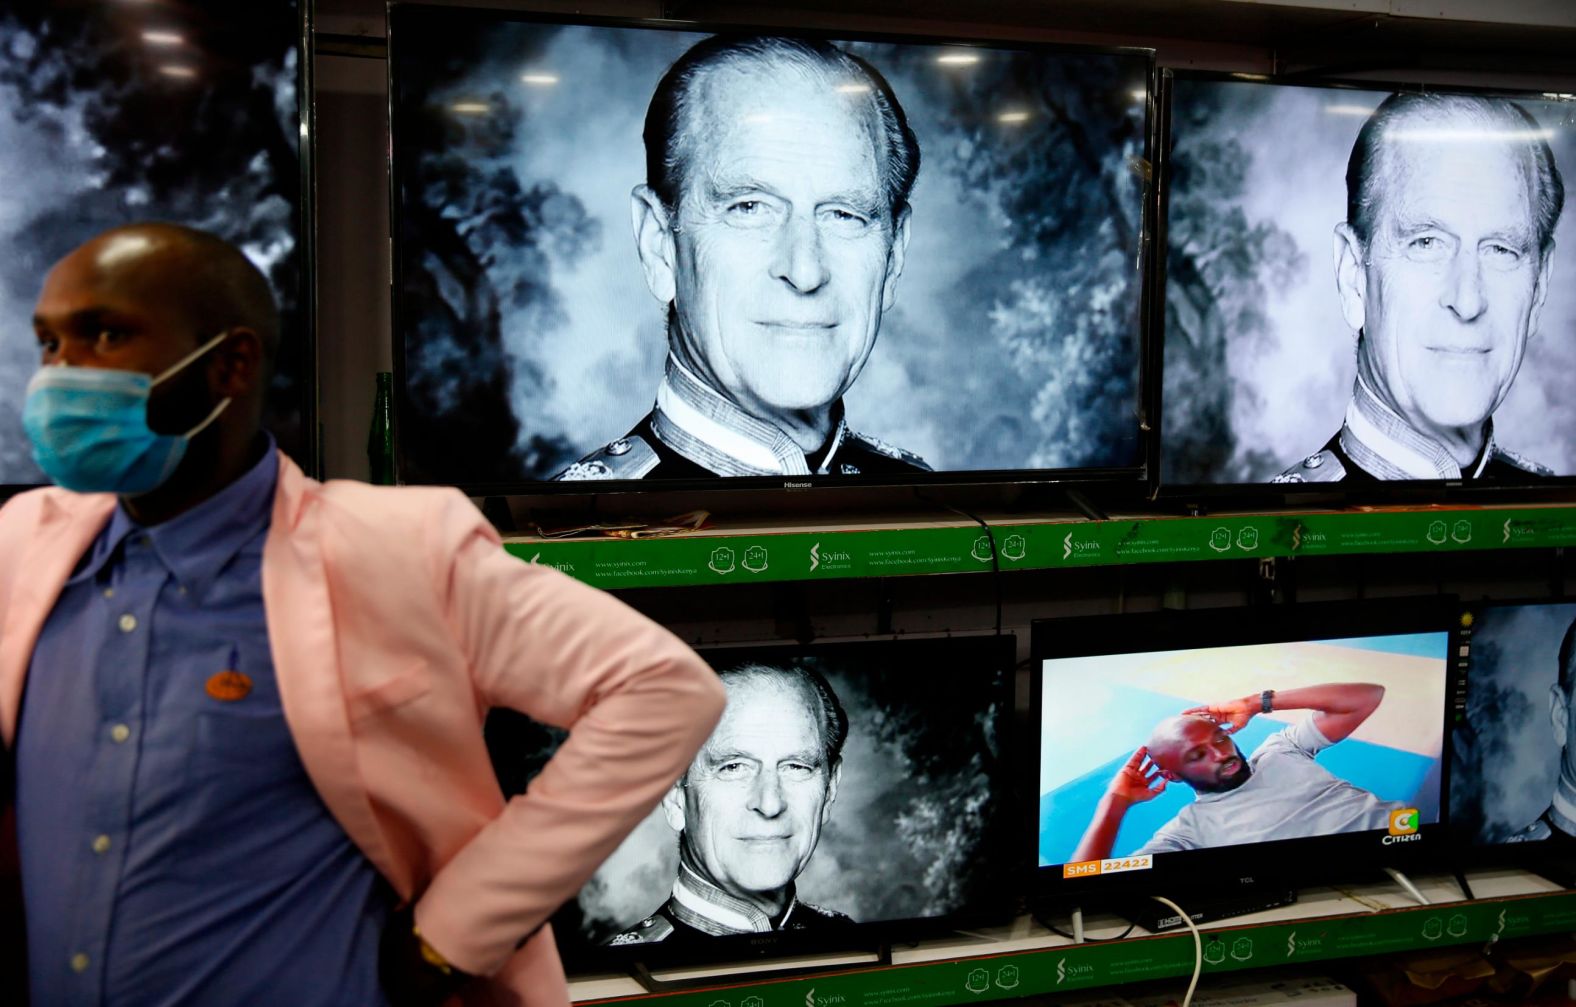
(367, 371, 395, 485)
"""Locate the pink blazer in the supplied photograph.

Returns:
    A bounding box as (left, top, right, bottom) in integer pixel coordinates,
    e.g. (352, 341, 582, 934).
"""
(0, 454, 725, 1005)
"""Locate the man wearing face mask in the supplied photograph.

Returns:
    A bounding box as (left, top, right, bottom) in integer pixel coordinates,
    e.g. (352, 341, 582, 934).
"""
(0, 223, 725, 1006)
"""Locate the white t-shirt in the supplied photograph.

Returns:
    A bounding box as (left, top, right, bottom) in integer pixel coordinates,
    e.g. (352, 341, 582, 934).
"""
(1136, 717, 1404, 854)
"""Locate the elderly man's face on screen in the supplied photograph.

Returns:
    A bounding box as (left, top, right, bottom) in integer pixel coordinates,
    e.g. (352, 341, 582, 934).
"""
(662, 673, 840, 902)
(1336, 105, 1555, 441)
(634, 60, 910, 423)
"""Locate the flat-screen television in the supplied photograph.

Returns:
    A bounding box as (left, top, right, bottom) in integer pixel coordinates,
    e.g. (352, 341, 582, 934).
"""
(1156, 72, 1576, 494)
(0, 1, 313, 491)
(1031, 601, 1452, 898)
(487, 635, 1017, 969)
(1448, 599, 1576, 851)
(388, 4, 1153, 493)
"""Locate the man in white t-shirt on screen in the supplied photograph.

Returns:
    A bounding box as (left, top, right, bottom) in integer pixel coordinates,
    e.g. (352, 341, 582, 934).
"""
(1071, 682, 1406, 861)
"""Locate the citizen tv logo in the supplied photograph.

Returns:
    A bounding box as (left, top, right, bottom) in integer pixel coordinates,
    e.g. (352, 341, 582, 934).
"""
(1383, 808, 1422, 844)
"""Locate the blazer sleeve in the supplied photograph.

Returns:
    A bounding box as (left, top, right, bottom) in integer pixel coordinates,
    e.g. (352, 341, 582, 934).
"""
(410, 490, 725, 977)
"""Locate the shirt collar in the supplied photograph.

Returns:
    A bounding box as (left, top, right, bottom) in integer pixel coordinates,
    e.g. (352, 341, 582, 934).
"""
(666, 846, 796, 935)
(1339, 359, 1494, 480)
(87, 435, 279, 600)
(651, 356, 848, 477)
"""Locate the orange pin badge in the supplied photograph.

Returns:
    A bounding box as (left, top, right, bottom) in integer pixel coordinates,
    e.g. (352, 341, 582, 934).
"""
(206, 646, 251, 701)
(206, 670, 252, 702)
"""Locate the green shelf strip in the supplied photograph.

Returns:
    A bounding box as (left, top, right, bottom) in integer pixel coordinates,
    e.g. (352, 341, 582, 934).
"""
(579, 891, 1576, 1006)
(506, 506, 1576, 589)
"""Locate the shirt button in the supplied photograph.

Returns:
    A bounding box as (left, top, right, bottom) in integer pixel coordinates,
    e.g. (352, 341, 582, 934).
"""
(70, 952, 89, 973)
(91, 835, 111, 855)
(110, 724, 131, 744)
(118, 614, 137, 633)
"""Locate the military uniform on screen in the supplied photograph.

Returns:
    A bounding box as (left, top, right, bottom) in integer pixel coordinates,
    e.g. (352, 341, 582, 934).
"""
(606, 862, 854, 946)
(554, 357, 930, 482)
(1507, 778, 1576, 844)
(1273, 373, 1553, 484)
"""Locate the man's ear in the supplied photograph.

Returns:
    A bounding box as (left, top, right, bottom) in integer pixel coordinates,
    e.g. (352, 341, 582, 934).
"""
(1529, 240, 1556, 338)
(210, 327, 264, 399)
(660, 780, 687, 833)
(820, 762, 842, 825)
(1333, 222, 1368, 334)
(880, 204, 912, 312)
(631, 184, 678, 307)
(1551, 683, 1569, 750)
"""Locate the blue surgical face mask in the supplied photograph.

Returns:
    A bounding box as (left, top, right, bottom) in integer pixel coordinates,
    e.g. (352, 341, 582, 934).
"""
(22, 330, 234, 495)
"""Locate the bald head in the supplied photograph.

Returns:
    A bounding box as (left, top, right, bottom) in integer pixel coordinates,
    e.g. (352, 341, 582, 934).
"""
(1147, 714, 1249, 794)
(49, 223, 280, 375)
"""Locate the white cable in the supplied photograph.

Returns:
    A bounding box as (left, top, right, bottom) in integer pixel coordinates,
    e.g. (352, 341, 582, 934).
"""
(1071, 906, 1085, 944)
(1151, 895, 1202, 1007)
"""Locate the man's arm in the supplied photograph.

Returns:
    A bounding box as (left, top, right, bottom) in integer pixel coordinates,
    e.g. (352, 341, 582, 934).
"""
(1070, 746, 1167, 863)
(412, 492, 726, 978)
(1182, 683, 1385, 744)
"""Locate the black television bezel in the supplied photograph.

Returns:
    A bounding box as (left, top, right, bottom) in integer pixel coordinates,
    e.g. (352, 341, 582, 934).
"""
(532, 632, 1023, 975)
(1446, 597, 1576, 864)
(1028, 598, 1458, 901)
(1147, 68, 1576, 507)
(0, 0, 318, 496)
(385, 1, 1158, 498)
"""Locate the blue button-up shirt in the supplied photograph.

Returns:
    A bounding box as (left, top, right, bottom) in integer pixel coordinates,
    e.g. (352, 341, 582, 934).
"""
(17, 438, 392, 1005)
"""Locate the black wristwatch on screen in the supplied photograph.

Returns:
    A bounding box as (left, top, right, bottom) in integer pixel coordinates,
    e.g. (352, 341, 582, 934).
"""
(1261, 689, 1275, 714)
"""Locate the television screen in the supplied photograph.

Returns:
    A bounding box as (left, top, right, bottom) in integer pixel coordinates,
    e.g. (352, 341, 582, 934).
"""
(0, 1, 311, 488)
(388, 5, 1152, 492)
(1449, 600, 1576, 847)
(1158, 74, 1576, 490)
(1032, 602, 1451, 895)
(489, 635, 1016, 968)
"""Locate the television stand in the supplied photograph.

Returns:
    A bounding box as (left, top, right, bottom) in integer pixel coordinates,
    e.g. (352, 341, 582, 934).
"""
(627, 944, 893, 993)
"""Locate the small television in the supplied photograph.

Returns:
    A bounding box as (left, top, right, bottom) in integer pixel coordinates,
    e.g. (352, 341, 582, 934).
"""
(1448, 599, 1576, 852)
(387, 4, 1153, 494)
(1155, 72, 1576, 496)
(0, 1, 314, 492)
(486, 634, 1017, 970)
(1030, 600, 1453, 900)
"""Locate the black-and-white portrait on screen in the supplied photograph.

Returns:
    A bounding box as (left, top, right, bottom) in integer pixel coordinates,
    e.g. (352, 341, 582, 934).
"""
(391, 14, 1149, 485)
(1449, 603, 1576, 844)
(488, 641, 1010, 956)
(1162, 80, 1576, 485)
(0, 1, 307, 485)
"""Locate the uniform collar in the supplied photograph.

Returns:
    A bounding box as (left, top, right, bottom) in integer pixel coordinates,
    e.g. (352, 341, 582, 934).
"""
(1551, 770, 1576, 836)
(651, 356, 848, 477)
(1339, 361, 1494, 480)
(83, 434, 279, 600)
(666, 847, 797, 935)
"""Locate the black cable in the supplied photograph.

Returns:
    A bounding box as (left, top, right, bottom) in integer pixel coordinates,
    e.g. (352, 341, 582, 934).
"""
(912, 490, 1004, 636)
(1028, 908, 1137, 943)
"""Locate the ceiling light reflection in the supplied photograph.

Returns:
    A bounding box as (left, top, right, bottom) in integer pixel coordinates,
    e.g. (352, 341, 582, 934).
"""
(937, 53, 979, 66)
(998, 110, 1030, 124)
(1389, 127, 1556, 142)
(141, 30, 184, 46)
(450, 101, 490, 115)
(520, 73, 559, 86)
